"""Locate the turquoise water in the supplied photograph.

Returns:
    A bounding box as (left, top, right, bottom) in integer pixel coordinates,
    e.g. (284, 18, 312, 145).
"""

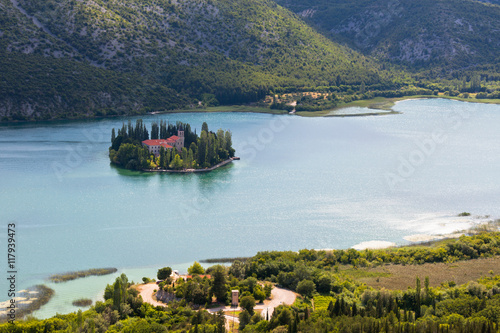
(1, 98, 499, 318)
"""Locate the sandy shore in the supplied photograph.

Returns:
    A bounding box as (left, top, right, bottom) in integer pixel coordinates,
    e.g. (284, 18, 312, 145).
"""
(351, 241, 397, 250)
(403, 233, 464, 243)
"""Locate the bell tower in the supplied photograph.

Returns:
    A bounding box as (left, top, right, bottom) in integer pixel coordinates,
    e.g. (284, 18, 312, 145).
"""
(177, 128, 185, 149)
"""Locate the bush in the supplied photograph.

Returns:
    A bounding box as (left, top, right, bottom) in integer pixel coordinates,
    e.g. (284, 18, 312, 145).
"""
(72, 298, 93, 307)
(142, 277, 154, 283)
(296, 280, 316, 298)
(240, 295, 256, 315)
(157, 267, 173, 280)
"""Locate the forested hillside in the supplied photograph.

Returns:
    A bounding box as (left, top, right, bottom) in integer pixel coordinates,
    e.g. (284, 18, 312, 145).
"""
(0, 0, 393, 121)
(0, 0, 189, 120)
(275, 0, 500, 77)
(2, 0, 500, 121)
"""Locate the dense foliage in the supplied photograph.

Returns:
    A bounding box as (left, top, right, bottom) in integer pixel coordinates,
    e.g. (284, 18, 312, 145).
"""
(242, 232, 500, 287)
(2, 233, 500, 332)
(108, 120, 235, 171)
(0, 0, 399, 121)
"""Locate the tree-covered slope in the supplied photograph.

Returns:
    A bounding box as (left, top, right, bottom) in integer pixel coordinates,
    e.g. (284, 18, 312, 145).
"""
(0, 0, 189, 121)
(0, 0, 394, 121)
(274, 0, 500, 74)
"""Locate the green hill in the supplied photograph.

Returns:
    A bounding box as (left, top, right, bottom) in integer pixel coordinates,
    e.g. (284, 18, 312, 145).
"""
(0, 0, 394, 121)
(274, 0, 500, 76)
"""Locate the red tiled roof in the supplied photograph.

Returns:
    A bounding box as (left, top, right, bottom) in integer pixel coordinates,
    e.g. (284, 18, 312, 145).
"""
(185, 275, 211, 279)
(142, 139, 161, 146)
(142, 140, 173, 149)
(167, 135, 179, 141)
(143, 134, 179, 147)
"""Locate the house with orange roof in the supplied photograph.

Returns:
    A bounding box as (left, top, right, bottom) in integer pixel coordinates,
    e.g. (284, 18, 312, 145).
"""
(142, 129, 184, 155)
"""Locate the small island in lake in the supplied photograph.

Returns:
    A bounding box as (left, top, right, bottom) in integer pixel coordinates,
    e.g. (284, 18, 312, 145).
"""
(109, 120, 237, 172)
(49, 268, 118, 283)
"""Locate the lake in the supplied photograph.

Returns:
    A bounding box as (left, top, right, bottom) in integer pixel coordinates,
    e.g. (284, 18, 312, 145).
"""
(0, 98, 499, 318)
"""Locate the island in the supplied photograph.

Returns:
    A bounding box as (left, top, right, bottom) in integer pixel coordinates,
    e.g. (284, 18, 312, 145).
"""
(49, 268, 118, 283)
(109, 120, 237, 172)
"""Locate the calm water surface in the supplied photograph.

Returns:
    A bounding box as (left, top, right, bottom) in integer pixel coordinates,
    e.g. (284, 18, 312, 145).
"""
(1, 98, 499, 317)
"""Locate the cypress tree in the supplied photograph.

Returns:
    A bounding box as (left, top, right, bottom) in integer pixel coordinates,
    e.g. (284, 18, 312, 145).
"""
(160, 120, 167, 139)
(202, 122, 209, 133)
(424, 276, 430, 305)
(376, 298, 384, 318)
(333, 298, 341, 316)
(159, 147, 166, 168)
(151, 122, 159, 140)
(77, 309, 83, 328)
(340, 297, 347, 315)
(113, 279, 122, 310)
(327, 301, 334, 317)
(415, 277, 421, 319)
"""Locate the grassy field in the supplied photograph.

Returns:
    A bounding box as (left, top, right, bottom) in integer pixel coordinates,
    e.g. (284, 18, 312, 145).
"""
(155, 105, 287, 115)
(340, 268, 392, 280)
(344, 256, 500, 290)
(313, 295, 336, 311)
(223, 308, 262, 318)
(223, 309, 242, 318)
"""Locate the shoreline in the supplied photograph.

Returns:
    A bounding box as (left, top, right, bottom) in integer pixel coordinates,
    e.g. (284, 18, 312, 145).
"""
(142, 157, 239, 173)
(149, 95, 500, 118)
(10, 215, 499, 319)
(2, 96, 499, 124)
(351, 215, 499, 250)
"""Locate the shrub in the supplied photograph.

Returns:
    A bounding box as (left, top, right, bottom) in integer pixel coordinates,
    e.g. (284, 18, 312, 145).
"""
(72, 298, 93, 307)
(296, 280, 316, 298)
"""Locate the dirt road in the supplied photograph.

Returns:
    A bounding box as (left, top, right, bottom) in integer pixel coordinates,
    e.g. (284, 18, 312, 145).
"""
(135, 283, 165, 307)
(256, 286, 297, 318)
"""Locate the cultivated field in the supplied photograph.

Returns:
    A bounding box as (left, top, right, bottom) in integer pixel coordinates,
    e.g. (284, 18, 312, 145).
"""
(348, 256, 500, 290)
